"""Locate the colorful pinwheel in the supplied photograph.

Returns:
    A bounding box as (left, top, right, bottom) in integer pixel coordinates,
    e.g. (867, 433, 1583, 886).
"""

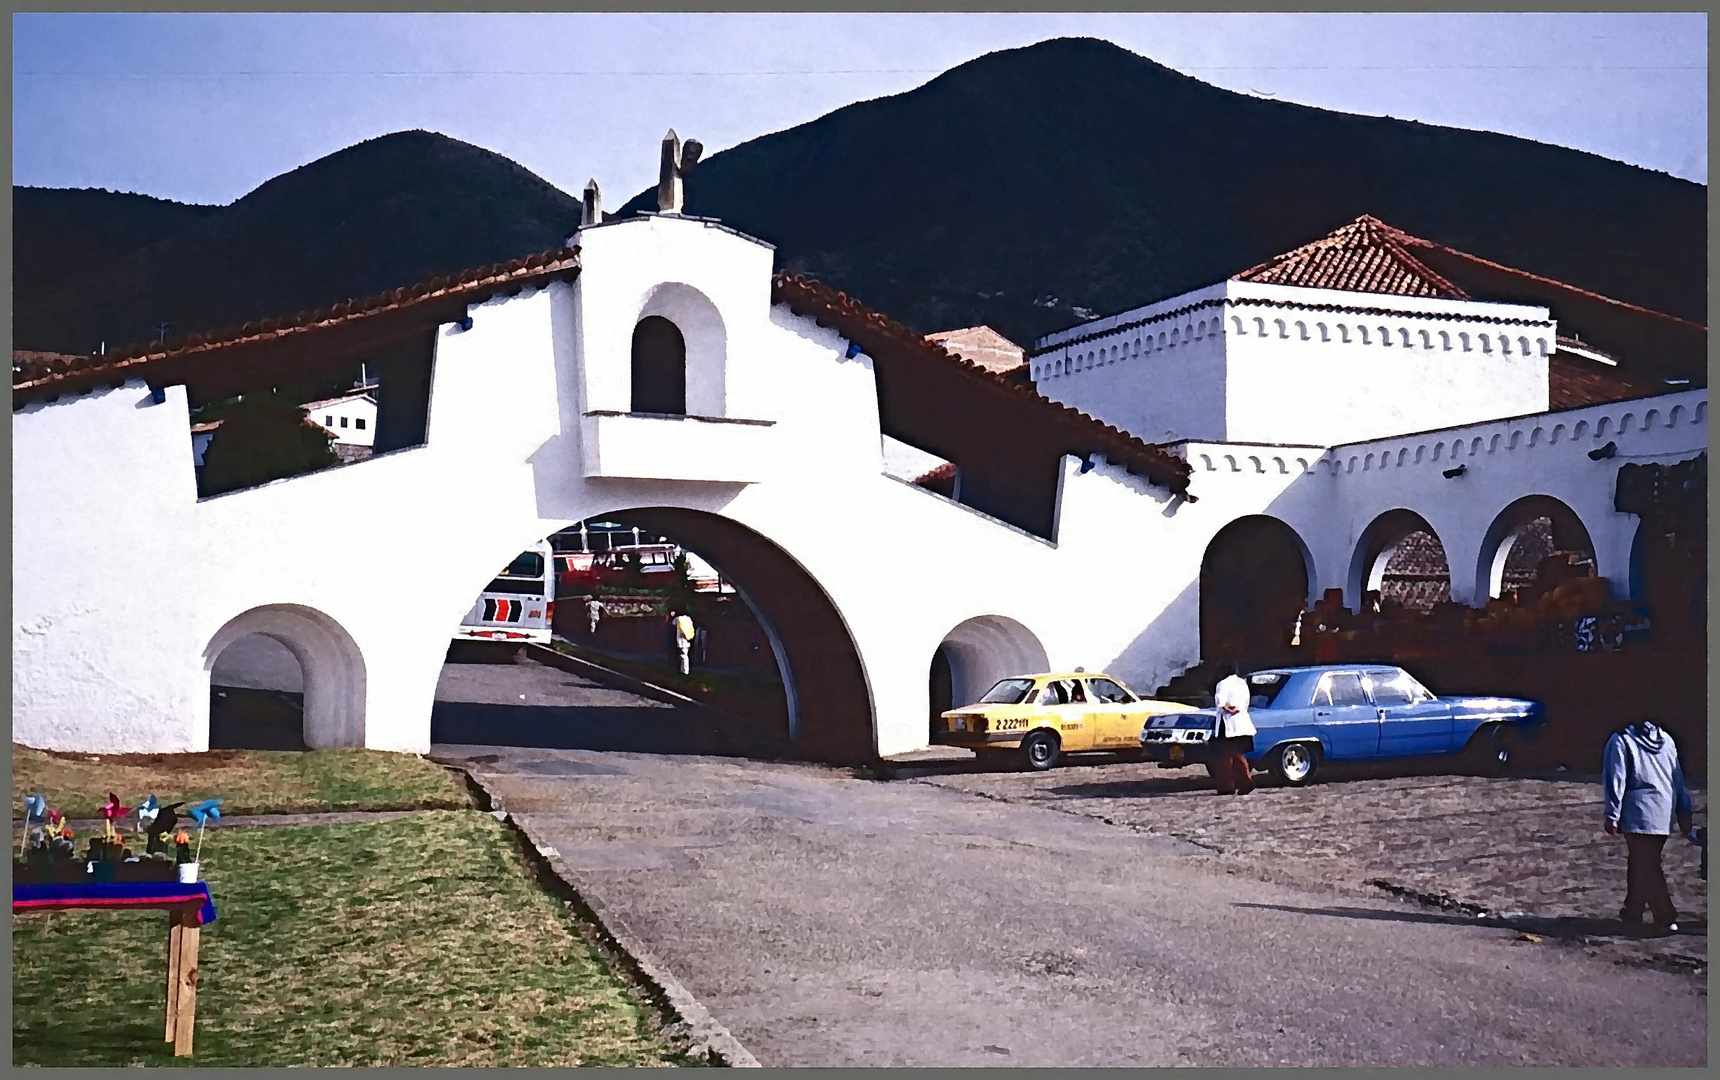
(99, 792, 132, 842)
(20, 793, 48, 857)
(136, 795, 160, 836)
(188, 799, 222, 863)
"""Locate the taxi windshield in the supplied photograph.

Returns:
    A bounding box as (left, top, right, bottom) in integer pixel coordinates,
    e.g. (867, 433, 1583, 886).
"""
(978, 678, 1036, 705)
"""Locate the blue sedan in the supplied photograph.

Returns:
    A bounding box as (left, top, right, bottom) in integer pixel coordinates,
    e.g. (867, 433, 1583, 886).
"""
(1138, 665, 1544, 786)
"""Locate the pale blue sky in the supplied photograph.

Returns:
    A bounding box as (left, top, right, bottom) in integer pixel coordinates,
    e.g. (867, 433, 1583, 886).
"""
(13, 12, 1707, 206)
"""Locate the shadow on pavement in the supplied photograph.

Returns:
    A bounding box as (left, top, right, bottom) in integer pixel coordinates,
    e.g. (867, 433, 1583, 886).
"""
(429, 700, 788, 758)
(209, 686, 308, 751)
(1234, 901, 1707, 941)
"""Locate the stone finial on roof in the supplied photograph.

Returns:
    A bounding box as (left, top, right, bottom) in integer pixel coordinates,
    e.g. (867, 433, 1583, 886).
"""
(656, 129, 704, 214)
(582, 179, 602, 227)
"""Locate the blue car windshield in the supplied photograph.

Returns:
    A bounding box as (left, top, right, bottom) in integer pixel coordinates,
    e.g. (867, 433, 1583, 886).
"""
(1245, 671, 1293, 708)
(978, 678, 1035, 705)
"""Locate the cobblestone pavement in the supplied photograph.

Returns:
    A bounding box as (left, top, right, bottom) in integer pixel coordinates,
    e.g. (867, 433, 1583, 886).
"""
(910, 759, 1707, 977)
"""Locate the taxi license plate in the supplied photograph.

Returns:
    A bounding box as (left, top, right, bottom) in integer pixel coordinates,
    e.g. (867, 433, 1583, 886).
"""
(1169, 744, 1184, 761)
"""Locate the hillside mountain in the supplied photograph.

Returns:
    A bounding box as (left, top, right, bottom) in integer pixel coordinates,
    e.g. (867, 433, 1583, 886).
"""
(14, 131, 583, 353)
(13, 38, 1704, 356)
(13, 187, 221, 319)
(621, 37, 1705, 342)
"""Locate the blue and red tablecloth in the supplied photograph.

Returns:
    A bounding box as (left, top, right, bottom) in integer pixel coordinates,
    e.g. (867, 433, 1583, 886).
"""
(13, 881, 217, 925)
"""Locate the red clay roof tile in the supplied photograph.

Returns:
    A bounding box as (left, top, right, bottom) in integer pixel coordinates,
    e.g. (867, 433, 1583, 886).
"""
(772, 272, 1194, 498)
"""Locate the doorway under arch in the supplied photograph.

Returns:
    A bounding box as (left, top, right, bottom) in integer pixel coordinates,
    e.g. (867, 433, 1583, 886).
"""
(928, 615, 1050, 735)
(1200, 515, 1315, 669)
(1475, 495, 1598, 603)
(1347, 509, 1453, 613)
(203, 604, 367, 749)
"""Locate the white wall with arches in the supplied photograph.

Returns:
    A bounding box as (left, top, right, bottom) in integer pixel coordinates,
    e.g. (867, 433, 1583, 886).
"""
(11, 210, 1703, 762)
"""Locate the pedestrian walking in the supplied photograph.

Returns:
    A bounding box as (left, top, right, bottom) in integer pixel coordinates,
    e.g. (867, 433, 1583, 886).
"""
(669, 609, 696, 675)
(1602, 718, 1696, 933)
(585, 595, 605, 636)
(1210, 663, 1257, 795)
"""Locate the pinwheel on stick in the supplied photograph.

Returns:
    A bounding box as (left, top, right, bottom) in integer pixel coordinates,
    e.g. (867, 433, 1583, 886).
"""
(145, 802, 186, 856)
(135, 795, 160, 839)
(99, 792, 132, 844)
(188, 799, 222, 863)
(19, 793, 48, 858)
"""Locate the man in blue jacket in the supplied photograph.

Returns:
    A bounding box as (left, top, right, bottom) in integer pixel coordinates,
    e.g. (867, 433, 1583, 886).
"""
(1602, 718, 1696, 933)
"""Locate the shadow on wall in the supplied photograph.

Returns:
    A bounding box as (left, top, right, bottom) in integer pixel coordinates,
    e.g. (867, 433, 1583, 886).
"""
(599, 507, 877, 764)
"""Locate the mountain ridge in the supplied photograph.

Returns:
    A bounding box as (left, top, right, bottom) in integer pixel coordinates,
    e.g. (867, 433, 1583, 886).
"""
(12, 37, 1704, 356)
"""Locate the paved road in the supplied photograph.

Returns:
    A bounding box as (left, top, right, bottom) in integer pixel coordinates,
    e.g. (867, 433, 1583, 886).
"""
(431, 661, 1706, 1067)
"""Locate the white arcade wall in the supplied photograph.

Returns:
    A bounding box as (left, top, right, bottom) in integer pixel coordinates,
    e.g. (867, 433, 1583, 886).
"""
(12, 213, 1696, 759)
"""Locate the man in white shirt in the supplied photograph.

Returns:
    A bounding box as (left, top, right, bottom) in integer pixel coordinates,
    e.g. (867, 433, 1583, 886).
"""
(1211, 663, 1258, 795)
(585, 595, 606, 636)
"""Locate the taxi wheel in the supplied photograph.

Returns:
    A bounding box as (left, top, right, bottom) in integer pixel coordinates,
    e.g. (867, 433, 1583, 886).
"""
(1021, 730, 1061, 771)
(1269, 742, 1320, 786)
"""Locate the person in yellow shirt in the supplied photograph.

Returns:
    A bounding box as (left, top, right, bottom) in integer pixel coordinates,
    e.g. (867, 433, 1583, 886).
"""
(669, 609, 696, 675)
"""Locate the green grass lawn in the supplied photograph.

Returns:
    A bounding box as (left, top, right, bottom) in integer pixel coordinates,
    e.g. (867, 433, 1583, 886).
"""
(12, 811, 699, 1067)
(12, 744, 474, 819)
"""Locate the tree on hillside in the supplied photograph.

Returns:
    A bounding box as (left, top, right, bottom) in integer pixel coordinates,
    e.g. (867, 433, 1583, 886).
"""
(198, 391, 339, 498)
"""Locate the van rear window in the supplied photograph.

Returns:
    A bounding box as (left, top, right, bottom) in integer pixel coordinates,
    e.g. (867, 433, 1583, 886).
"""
(1246, 671, 1292, 708)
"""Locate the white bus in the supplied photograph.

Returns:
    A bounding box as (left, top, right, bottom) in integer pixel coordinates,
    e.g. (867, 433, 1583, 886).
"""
(454, 541, 555, 645)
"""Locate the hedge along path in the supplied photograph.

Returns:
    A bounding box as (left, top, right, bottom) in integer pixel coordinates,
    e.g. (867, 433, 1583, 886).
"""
(11, 810, 700, 1068)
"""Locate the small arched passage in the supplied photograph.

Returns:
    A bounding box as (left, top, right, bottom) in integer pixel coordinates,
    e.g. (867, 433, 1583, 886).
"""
(1475, 495, 1598, 603)
(929, 615, 1050, 732)
(203, 604, 367, 749)
(604, 508, 875, 763)
(630, 315, 687, 415)
(1347, 509, 1453, 613)
(1200, 515, 1315, 669)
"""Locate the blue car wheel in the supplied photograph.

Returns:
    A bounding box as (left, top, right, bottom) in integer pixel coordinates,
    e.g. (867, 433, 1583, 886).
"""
(1465, 723, 1518, 775)
(1270, 742, 1320, 786)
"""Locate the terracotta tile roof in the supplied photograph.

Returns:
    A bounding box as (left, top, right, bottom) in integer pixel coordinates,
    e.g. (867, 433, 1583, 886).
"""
(1234, 215, 1705, 386)
(772, 272, 1195, 499)
(913, 461, 958, 486)
(1547, 350, 1665, 410)
(12, 247, 582, 408)
(1233, 215, 1470, 299)
(923, 325, 1027, 376)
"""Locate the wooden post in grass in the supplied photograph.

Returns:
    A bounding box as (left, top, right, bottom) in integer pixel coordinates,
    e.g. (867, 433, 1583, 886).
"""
(164, 902, 201, 1055)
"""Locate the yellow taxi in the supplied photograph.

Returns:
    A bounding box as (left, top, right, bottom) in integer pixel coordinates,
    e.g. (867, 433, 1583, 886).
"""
(932, 671, 1199, 771)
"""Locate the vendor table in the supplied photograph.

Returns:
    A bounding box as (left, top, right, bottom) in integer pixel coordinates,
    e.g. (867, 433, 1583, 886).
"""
(13, 881, 219, 1056)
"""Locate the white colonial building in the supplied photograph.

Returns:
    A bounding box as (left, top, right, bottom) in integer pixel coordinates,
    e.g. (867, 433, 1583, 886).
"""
(11, 207, 1704, 762)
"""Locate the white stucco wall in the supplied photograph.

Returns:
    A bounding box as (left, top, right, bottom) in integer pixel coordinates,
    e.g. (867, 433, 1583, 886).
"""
(1032, 280, 1553, 446)
(12, 212, 1697, 761)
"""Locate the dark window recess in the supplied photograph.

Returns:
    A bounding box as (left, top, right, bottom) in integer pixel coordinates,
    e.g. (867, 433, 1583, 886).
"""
(631, 316, 687, 415)
(339, 416, 349, 428)
(354, 417, 366, 430)
(484, 578, 548, 595)
(501, 552, 545, 577)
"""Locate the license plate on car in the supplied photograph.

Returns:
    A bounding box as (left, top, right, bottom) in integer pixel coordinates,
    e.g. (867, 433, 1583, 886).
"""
(1170, 744, 1184, 761)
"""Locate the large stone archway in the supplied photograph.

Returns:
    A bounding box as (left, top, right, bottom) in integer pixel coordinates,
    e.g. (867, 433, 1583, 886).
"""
(203, 604, 367, 749)
(1474, 495, 1598, 603)
(1199, 515, 1315, 669)
(600, 507, 875, 764)
(1347, 508, 1454, 613)
(928, 615, 1050, 731)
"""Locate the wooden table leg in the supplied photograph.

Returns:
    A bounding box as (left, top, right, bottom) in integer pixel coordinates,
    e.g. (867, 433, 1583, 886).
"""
(173, 905, 200, 1057)
(164, 908, 183, 1044)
